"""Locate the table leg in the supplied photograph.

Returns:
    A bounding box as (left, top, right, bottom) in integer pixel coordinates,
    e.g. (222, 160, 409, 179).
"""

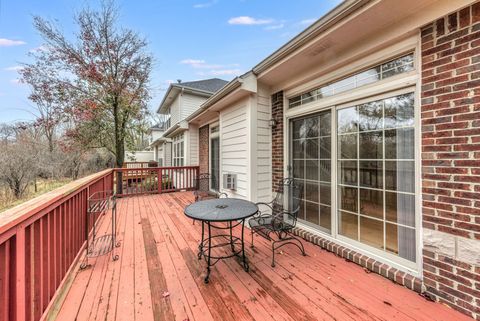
(198, 221, 204, 260)
(204, 222, 212, 284)
(229, 222, 235, 252)
(241, 219, 249, 272)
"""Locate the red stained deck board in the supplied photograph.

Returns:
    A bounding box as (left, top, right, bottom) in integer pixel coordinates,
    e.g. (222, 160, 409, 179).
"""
(54, 193, 472, 321)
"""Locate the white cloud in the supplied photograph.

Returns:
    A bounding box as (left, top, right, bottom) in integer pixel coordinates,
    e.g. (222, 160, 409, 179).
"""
(0, 38, 26, 47)
(300, 18, 316, 25)
(180, 59, 206, 66)
(228, 16, 273, 25)
(5, 66, 24, 72)
(29, 45, 48, 53)
(193, 0, 218, 8)
(180, 59, 224, 69)
(181, 58, 241, 77)
(265, 23, 284, 31)
(209, 69, 242, 76)
(10, 79, 22, 84)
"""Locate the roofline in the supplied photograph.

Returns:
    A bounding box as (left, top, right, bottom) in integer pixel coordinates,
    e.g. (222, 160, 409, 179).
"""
(252, 0, 371, 76)
(156, 83, 220, 114)
(185, 76, 244, 122)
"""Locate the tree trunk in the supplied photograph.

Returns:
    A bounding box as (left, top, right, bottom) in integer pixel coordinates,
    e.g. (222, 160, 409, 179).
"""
(113, 98, 124, 195)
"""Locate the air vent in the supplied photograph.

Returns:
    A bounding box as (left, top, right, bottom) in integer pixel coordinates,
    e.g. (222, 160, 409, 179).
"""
(223, 174, 236, 190)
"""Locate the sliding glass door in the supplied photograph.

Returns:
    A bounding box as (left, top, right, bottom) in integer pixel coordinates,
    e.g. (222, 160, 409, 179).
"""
(289, 92, 416, 264)
(210, 137, 220, 191)
(337, 92, 416, 262)
(290, 110, 332, 233)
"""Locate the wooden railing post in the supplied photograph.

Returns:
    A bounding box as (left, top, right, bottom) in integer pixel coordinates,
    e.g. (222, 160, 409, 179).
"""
(16, 225, 26, 321)
(157, 167, 163, 194)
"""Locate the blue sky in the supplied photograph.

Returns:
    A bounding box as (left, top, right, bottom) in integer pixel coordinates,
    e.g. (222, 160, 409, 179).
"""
(0, 0, 341, 123)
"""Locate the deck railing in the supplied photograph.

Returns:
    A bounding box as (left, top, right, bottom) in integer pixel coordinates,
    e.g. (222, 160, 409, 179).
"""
(0, 165, 198, 321)
(0, 169, 113, 321)
(122, 161, 156, 168)
(114, 166, 199, 197)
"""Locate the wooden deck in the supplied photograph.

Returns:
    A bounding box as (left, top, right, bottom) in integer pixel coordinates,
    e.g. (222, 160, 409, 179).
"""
(53, 192, 470, 321)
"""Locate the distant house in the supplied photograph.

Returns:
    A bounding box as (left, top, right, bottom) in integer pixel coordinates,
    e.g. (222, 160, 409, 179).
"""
(180, 1, 480, 317)
(151, 78, 228, 167)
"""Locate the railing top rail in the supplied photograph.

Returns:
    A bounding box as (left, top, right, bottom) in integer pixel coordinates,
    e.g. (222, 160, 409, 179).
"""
(114, 166, 200, 171)
(0, 168, 113, 235)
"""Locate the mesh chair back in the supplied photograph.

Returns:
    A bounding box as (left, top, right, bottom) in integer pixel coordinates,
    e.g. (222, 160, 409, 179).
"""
(271, 178, 302, 228)
(194, 173, 210, 193)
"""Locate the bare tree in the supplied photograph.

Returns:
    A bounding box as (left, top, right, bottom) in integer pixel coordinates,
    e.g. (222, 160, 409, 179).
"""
(27, 0, 153, 167)
(0, 123, 42, 198)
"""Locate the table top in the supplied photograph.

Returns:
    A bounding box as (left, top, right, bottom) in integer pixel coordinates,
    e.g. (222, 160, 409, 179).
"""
(184, 198, 258, 222)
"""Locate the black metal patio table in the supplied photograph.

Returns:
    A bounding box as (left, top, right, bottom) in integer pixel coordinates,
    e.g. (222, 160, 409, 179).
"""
(184, 198, 258, 283)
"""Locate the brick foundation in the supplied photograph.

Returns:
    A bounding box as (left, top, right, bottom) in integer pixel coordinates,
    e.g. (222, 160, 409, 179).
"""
(199, 125, 209, 174)
(271, 91, 284, 192)
(421, 3, 480, 319)
(292, 227, 424, 294)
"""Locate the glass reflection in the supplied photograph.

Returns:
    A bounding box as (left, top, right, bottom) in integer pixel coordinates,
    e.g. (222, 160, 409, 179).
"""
(338, 107, 358, 134)
(338, 134, 357, 159)
(358, 100, 383, 131)
(359, 131, 383, 159)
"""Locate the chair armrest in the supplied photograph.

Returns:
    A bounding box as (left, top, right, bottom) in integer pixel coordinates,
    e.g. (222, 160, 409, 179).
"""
(218, 192, 228, 198)
(255, 202, 273, 210)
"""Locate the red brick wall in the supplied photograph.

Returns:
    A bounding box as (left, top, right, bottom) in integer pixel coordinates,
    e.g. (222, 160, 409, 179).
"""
(271, 91, 284, 192)
(199, 125, 209, 174)
(421, 3, 480, 318)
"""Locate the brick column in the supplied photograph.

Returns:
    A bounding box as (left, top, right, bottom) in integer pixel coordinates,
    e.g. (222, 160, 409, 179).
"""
(199, 125, 209, 174)
(271, 91, 284, 193)
(421, 3, 480, 318)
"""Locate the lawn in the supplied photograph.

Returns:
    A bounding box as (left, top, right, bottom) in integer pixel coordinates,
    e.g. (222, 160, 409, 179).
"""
(0, 178, 72, 213)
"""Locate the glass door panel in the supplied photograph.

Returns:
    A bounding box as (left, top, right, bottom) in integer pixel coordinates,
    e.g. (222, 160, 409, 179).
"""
(290, 110, 332, 233)
(210, 137, 220, 191)
(336, 92, 416, 262)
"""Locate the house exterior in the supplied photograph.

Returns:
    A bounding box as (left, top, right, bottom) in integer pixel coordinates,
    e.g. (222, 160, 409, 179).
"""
(185, 0, 480, 318)
(154, 78, 228, 167)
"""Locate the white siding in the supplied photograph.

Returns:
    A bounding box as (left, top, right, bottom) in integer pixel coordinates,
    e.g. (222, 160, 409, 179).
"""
(189, 124, 199, 166)
(164, 142, 172, 167)
(169, 96, 181, 127)
(220, 99, 248, 199)
(255, 87, 272, 202)
(181, 93, 207, 120)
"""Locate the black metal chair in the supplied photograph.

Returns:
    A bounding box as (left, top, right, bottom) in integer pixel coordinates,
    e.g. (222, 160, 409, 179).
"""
(193, 173, 228, 202)
(248, 178, 306, 267)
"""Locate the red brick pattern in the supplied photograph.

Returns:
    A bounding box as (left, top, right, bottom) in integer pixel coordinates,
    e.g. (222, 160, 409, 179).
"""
(422, 3, 480, 318)
(199, 125, 209, 174)
(271, 91, 284, 192)
(292, 227, 424, 293)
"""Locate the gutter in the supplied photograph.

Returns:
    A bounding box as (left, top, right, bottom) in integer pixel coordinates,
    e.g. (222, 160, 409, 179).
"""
(252, 0, 371, 76)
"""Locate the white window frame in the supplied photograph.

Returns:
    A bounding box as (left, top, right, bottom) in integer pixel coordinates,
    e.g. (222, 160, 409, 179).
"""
(209, 122, 220, 191)
(282, 46, 422, 276)
(173, 133, 185, 167)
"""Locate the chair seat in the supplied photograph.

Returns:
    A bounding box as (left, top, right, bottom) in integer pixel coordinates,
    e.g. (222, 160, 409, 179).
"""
(249, 215, 294, 240)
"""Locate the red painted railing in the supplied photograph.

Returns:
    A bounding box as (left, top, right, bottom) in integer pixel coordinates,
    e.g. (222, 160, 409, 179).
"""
(0, 166, 198, 321)
(114, 166, 199, 197)
(0, 169, 113, 321)
(122, 161, 156, 168)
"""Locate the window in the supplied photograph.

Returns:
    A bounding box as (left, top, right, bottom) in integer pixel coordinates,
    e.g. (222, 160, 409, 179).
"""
(173, 133, 184, 167)
(337, 92, 416, 262)
(288, 54, 414, 109)
(291, 110, 332, 233)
